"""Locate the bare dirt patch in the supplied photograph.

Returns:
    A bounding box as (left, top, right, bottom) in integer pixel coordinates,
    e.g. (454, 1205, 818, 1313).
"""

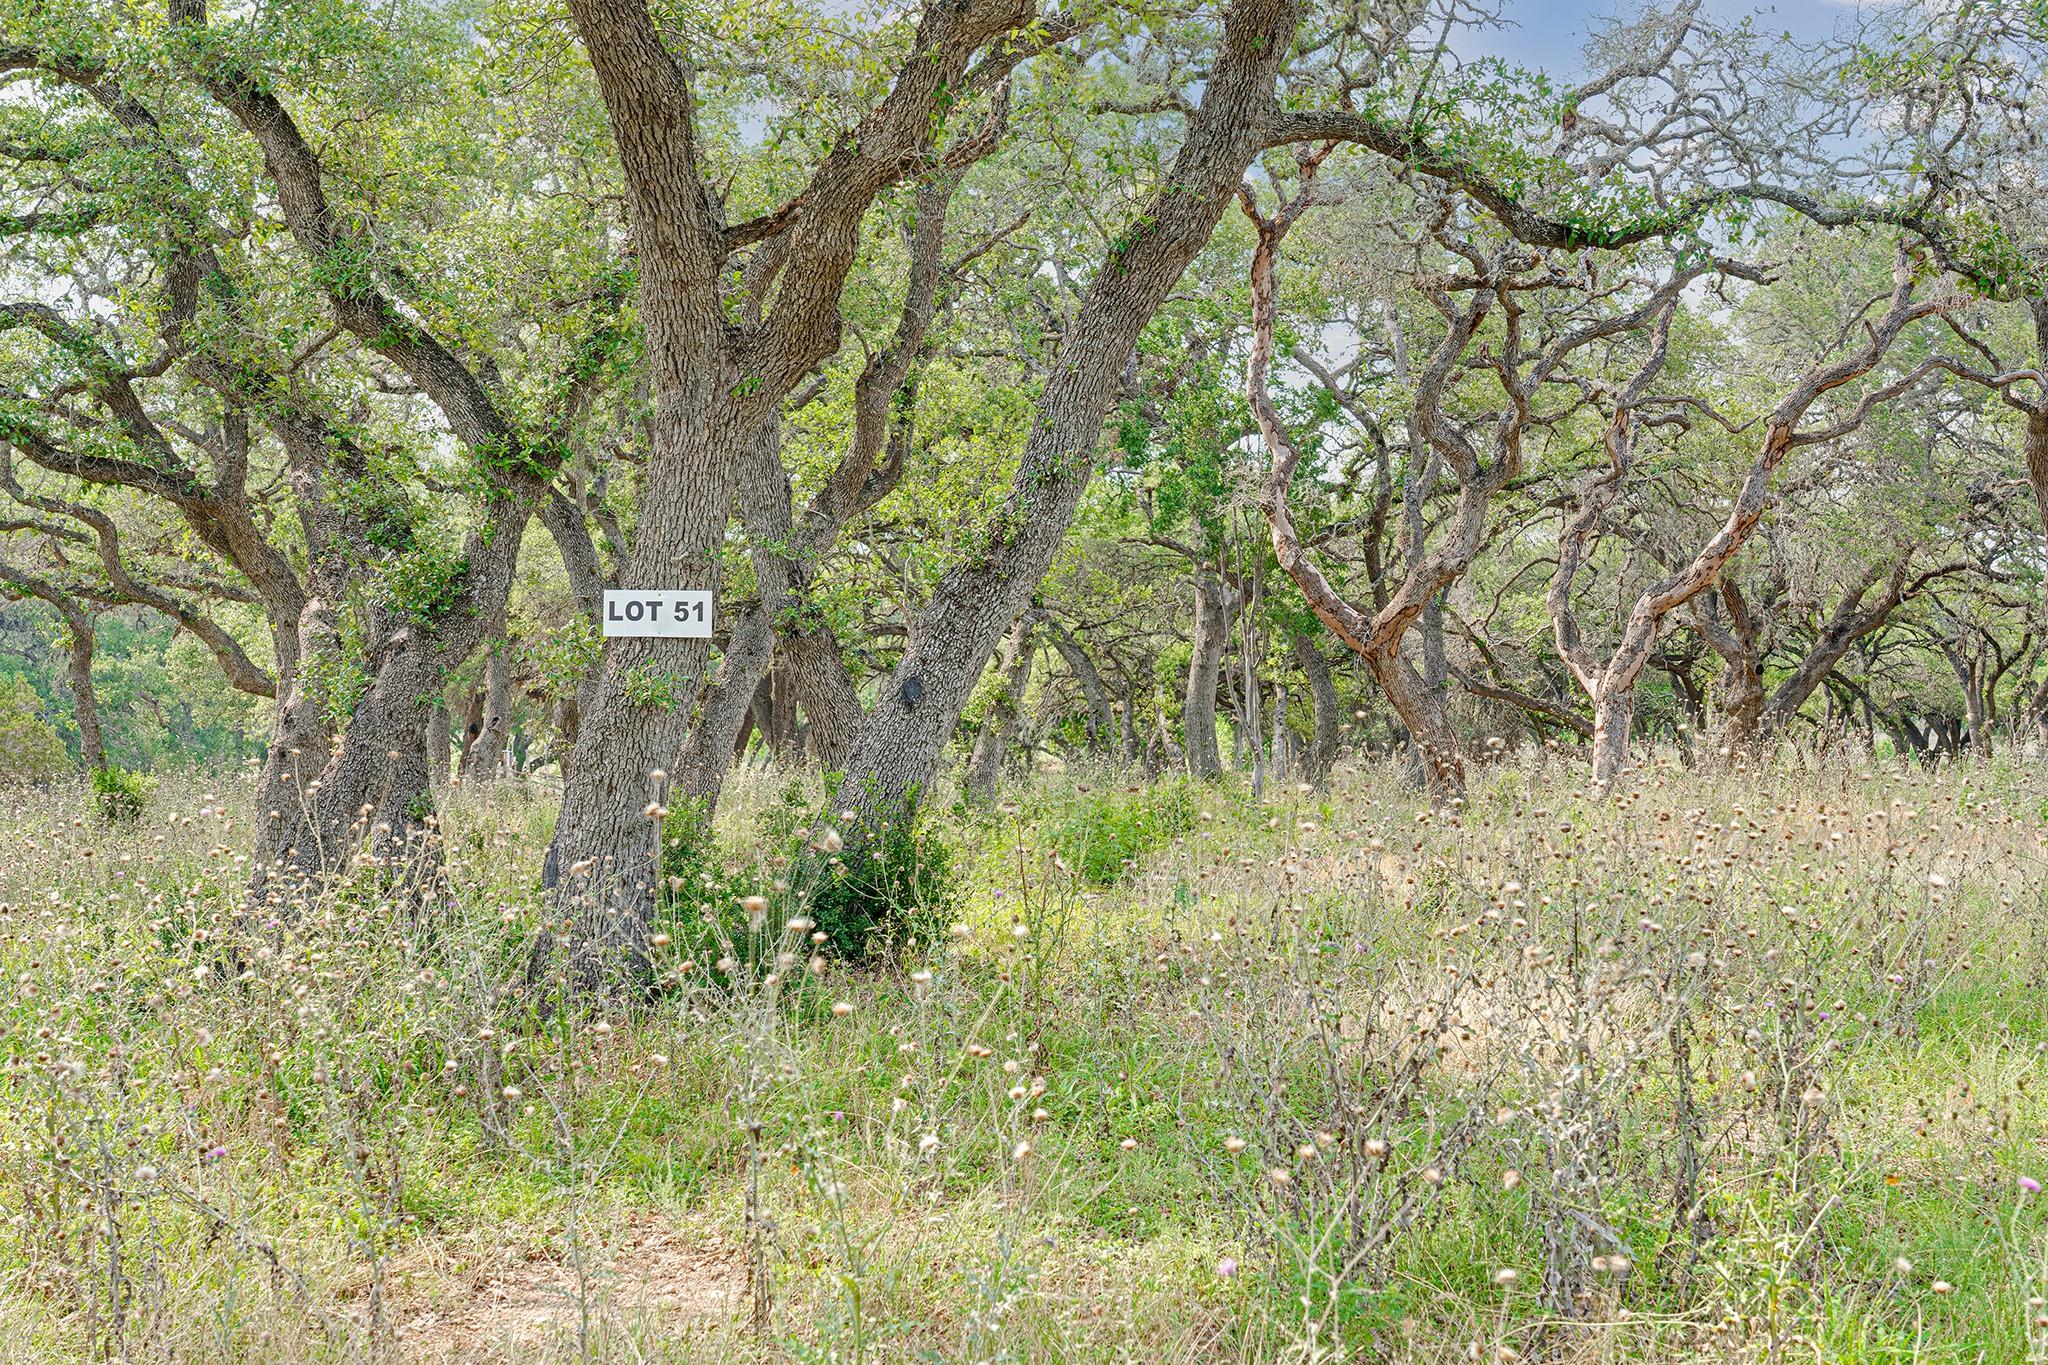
(392, 1212, 746, 1362)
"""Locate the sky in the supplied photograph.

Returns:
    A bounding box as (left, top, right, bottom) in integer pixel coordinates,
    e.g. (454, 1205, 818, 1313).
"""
(1458, 0, 1894, 79)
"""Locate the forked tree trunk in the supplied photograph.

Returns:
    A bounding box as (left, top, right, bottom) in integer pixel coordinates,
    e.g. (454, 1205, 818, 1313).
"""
(827, 3, 1296, 845)
(1183, 575, 1231, 778)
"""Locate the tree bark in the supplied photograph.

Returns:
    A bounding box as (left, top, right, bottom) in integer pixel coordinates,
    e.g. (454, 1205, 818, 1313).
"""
(462, 628, 514, 782)
(1589, 685, 1635, 790)
(62, 607, 103, 772)
(1183, 574, 1231, 778)
(1691, 579, 1764, 746)
(964, 613, 1035, 802)
(673, 422, 790, 810)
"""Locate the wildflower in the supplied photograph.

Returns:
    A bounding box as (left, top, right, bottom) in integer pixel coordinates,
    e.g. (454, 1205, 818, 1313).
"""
(1493, 1268, 1518, 1286)
(919, 1133, 940, 1155)
(1216, 1257, 1238, 1278)
(2022, 1176, 2042, 1195)
(1501, 1169, 1521, 1191)
(1224, 1136, 1246, 1154)
(831, 1001, 854, 1017)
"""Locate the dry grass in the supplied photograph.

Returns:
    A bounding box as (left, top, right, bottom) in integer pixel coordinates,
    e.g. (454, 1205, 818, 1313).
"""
(1, 743, 2045, 1361)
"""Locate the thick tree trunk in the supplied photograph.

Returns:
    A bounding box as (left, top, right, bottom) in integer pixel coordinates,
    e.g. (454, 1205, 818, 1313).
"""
(250, 637, 442, 909)
(783, 625, 862, 772)
(1590, 686, 1635, 791)
(1183, 575, 1231, 778)
(963, 613, 1035, 803)
(1366, 648, 1464, 795)
(1718, 658, 1764, 745)
(828, 4, 1294, 844)
(1292, 632, 1341, 785)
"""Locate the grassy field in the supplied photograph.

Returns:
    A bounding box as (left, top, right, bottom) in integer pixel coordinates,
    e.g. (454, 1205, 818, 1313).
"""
(1, 745, 2045, 1362)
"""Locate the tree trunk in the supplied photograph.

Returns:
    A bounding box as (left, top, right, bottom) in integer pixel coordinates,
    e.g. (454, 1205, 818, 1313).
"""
(672, 423, 793, 807)
(1367, 648, 1464, 795)
(1183, 575, 1230, 778)
(963, 613, 1035, 803)
(1590, 685, 1635, 791)
(826, 4, 1294, 844)
(61, 609, 103, 772)
(462, 632, 514, 782)
(783, 624, 862, 772)
(250, 636, 443, 910)
(1292, 632, 1341, 785)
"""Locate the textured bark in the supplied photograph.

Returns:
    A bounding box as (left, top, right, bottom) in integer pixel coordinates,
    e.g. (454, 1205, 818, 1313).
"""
(1183, 575, 1232, 778)
(1589, 687, 1636, 790)
(830, 0, 1300, 844)
(1691, 579, 1765, 746)
(1291, 632, 1341, 785)
(427, 703, 450, 789)
(783, 626, 863, 771)
(548, 0, 1027, 973)
(673, 423, 790, 810)
(963, 613, 1035, 802)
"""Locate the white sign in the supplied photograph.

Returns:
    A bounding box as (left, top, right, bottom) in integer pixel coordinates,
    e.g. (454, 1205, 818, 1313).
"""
(602, 589, 714, 638)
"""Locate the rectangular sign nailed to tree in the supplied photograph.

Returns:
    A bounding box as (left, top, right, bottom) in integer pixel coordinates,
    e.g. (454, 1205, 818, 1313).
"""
(602, 589, 714, 638)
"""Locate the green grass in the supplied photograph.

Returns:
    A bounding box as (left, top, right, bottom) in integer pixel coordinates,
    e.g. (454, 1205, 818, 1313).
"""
(0, 753, 2045, 1361)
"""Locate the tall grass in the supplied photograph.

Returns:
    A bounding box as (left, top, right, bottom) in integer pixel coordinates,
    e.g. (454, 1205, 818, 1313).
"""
(0, 745, 2044, 1362)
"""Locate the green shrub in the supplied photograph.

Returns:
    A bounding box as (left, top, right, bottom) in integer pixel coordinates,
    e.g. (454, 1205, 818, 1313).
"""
(1039, 777, 1197, 886)
(760, 782, 954, 960)
(803, 817, 953, 962)
(89, 764, 150, 822)
(652, 798, 749, 960)
(0, 676, 66, 783)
